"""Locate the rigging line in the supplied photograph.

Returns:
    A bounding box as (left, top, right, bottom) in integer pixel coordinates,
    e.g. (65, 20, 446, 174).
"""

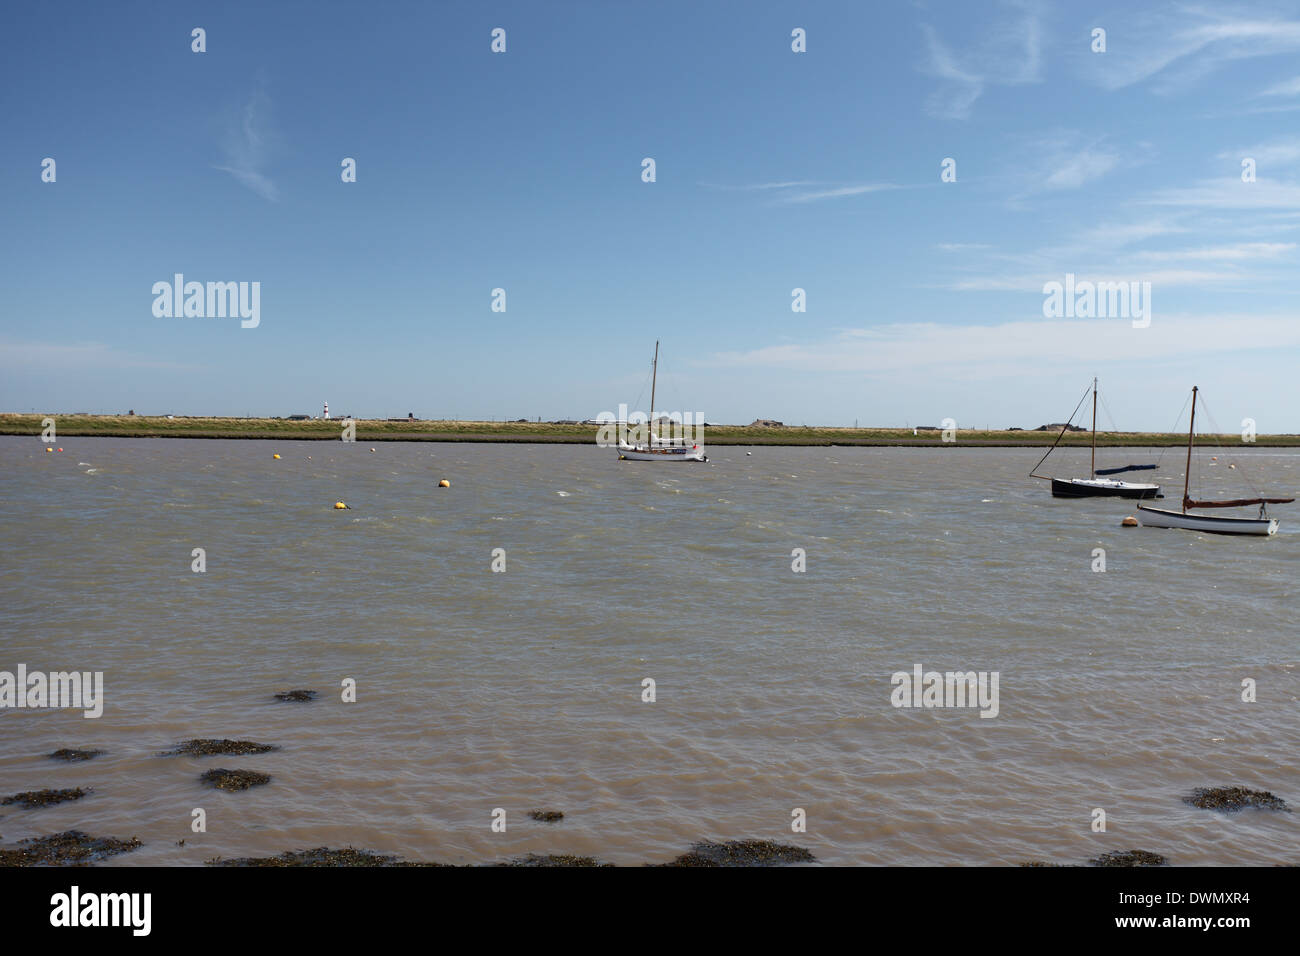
(1160, 390, 1194, 475)
(1168, 390, 1192, 435)
(657, 358, 680, 410)
(1097, 393, 1120, 433)
(630, 357, 654, 418)
(657, 356, 700, 427)
(1029, 382, 1093, 477)
(1099, 392, 1168, 469)
(1197, 395, 1266, 499)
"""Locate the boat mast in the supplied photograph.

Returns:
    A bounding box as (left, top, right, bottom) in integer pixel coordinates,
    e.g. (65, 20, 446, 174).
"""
(649, 340, 659, 444)
(1090, 378, 1097, 479)
(1183, 386, 1197, 513)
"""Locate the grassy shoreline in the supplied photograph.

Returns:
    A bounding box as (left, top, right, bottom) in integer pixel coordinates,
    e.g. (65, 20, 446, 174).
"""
(4, 413, 1298, 446)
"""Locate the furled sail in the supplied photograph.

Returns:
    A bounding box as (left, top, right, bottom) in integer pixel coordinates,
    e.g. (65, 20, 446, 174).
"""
(1094, 464, 1157, 476)
(1184, 496, 1296, 509)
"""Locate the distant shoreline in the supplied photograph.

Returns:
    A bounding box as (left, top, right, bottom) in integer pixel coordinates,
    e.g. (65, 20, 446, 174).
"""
(4, 413, 1298, 446)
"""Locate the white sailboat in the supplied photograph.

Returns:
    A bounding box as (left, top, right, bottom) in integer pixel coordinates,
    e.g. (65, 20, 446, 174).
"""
(617, 341, 706, 462)
(1030, 378, 1160, 499)
(1136, 386, 1293, 535)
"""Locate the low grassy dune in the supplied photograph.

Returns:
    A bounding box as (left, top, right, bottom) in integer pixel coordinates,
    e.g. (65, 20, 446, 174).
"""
(4, 413, 1297, 446)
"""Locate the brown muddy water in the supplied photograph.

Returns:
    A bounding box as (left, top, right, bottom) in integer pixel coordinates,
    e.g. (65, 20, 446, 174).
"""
(1, 437, 1296, 865)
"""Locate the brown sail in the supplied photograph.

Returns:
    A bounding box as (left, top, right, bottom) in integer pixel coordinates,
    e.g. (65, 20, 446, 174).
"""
(1184, 496, 1296, 509)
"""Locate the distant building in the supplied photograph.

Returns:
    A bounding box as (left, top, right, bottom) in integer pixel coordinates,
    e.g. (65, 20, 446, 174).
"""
(750, 419, 784, 427)
(287, 414, 311, 421)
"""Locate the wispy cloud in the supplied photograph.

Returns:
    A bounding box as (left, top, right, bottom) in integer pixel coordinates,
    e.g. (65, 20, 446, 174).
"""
(1243, 101, 1300, 115)
(779, 184, 900, 203)
(919, 0, 1043, 119)
(1259, 75, 1300, 97)
(920, 25, 986, 119)
(1043, 148, 1120, 189)
(214, 83, 279, 201)
(707, 314, 1300, 374)
(1075, 220, 1189, 247)
(700, 181, 823, 191)
(948, 269, 1240, 292)
(1131, 242, 1295, 262)
(1142, 178, 1300, 210)
(1004, 131, 1126, 201)
(1083, 6, 1300, 93)
(929, 208, 1295, 292)
(1218, 137, 1300, 167)
(704, 180, 901, 203)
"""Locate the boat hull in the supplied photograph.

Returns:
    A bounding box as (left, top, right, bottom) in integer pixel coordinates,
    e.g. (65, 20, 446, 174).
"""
(618, 444, 707, 462)
(1052, 477, 1160, 499)
(1136, 505, 1278, 536)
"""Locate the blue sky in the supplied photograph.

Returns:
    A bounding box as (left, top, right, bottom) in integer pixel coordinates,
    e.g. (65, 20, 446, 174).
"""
(3, 0, 1300, 430)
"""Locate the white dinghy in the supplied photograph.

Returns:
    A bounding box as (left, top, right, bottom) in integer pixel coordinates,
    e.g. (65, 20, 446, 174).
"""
(1136, 386, 1292, 536)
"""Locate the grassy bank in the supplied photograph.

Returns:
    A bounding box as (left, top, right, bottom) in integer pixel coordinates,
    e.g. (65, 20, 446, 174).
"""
(4, 413, 1297, 446)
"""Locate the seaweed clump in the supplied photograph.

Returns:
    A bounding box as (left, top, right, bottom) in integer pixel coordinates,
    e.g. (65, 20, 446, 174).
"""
(211, 847, 396, 867)
(494, 853, 611, 867)
(49, 748, 105, 761)
(657, 839, 816, 867)
(1090, 850, 1168, 867)
(0, 830, 141, 866)
(2, 787, 92, 809)
(529, 810, 564, 822)
(1184, 786, 1289, 813)
(163, 739, 278, 757)
(200, 768, 271, 792)
(274, 689, 318, 702)
(209, 847, 451, 867)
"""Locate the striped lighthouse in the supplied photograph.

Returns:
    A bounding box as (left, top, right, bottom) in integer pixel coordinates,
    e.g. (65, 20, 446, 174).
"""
(323, 402, 330, 420)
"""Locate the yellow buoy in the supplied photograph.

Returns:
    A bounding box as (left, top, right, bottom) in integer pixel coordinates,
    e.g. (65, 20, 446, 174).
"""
(45, 447, 52, 453)
(1122, 516, 1138, 527)
(334, 501, 348, 509)
(438, 479, 450, 488)
(273, 453, 281, 459)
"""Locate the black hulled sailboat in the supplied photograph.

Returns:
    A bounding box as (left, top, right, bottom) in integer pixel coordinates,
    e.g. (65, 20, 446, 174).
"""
(1030, 378, 1161, 499)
